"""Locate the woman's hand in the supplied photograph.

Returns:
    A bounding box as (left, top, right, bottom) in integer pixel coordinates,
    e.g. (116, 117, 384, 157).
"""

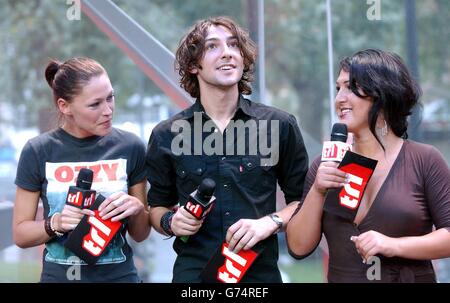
(351, 230, 399, 263)
(312, 161, 348, 195)
(57, 204, 94, 232)
(98, 191, 145, 222)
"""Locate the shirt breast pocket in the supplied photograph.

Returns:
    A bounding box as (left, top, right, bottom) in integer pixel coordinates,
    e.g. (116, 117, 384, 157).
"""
(175, 157, 207, 201)
(240, 156, 276, 195)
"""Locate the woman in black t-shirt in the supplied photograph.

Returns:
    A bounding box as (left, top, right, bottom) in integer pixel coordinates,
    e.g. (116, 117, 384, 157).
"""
(13, 58, 151, 282)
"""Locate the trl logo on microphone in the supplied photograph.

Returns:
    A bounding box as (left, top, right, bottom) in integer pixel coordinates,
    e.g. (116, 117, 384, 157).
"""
(82, 212, 121, 256)
(184, 199, 214, 220)
(66, 191, 95, 208)
(217, 243, 258, 283)
(338, 163, 374, 209)
(321, 141, 352, 162)
(185, 201, 203, 219)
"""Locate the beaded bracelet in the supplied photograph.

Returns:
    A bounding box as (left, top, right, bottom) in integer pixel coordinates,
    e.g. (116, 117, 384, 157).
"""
(45, 213, 64, 238)
(44, 215, 55, 238)
(160, 210, 175, 237)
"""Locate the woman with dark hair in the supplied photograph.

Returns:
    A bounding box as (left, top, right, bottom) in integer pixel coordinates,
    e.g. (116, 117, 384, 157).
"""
(13, 57, 151, 282)
(287, 49, 450, 282)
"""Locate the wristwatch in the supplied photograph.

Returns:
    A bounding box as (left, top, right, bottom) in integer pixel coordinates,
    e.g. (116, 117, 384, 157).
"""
(268, 213, 283, 233)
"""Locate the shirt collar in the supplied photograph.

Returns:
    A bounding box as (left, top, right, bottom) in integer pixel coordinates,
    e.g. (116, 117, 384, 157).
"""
(183, 94, 257, 120)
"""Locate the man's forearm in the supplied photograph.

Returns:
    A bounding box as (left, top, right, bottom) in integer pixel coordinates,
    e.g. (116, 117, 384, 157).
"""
(274, 201, 300, 232)
(150, 206, 173, 235)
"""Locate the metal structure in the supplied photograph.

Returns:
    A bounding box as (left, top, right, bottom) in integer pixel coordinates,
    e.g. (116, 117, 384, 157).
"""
(80, 0, 269, 108)
(405, 0, 422, 141)
(248, 0, 267, 105)
(326, 0, 336, 127)
(80, 0, 193, 109)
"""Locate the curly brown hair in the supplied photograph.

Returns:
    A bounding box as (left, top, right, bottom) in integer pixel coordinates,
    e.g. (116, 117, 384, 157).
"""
(175, 16, 257, 98)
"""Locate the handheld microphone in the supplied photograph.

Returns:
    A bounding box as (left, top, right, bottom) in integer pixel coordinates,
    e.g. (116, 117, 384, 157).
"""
(321, 123, 352, 162)
(64, 194, 124, 265)
(180, 178, 216, 243)
(322, 123, 378, 221)
(65, 168, 96, 209)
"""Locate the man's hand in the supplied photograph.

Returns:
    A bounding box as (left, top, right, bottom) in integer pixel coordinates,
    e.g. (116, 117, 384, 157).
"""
(170, 207, 204, 236)
(226, 216, 278, 253)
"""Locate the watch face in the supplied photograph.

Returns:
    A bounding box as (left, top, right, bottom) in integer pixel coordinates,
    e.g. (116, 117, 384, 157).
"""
(270, 214, 282, 227)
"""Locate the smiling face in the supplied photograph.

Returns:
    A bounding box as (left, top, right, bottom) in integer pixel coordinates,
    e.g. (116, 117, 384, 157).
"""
(335, 70, 373, 134)
(58, 73, 115, 138)
(190, 25, 244, 93)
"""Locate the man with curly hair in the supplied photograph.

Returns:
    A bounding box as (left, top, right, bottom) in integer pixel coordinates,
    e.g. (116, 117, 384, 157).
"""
(146, 16, 308, 282)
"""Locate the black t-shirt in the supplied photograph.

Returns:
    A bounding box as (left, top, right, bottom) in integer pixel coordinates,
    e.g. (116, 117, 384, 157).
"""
(146, 96, 309, 282)
(15, 127, 146, 282)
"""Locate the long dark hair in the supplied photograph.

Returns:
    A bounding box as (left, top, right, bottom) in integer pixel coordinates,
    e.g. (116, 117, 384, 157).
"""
(339, 49, 422, 148)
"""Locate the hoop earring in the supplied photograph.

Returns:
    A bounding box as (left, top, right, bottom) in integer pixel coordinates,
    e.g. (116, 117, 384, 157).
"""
(377, 120, 388, 137)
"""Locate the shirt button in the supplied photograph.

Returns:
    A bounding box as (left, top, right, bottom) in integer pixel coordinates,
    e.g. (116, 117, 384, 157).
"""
(221, 157, 226, 161)
(223, 184, 228, 189)
(214, 128, 218, 133)
(247, 163, 253, 168)
(225, 212, 230, 216)
(196, 168, 203, 174)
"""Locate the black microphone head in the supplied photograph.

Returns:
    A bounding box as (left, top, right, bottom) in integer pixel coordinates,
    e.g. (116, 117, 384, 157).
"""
(330, 123, 348, 143)
(76, 168, 93, 190)
(196, 178, 216, 202)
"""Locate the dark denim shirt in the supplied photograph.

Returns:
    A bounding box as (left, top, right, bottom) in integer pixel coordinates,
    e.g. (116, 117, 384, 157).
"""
(146, 95, 308, 282)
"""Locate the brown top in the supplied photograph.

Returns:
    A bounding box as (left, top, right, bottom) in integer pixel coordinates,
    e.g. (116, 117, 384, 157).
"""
(298, 140, 450, 282)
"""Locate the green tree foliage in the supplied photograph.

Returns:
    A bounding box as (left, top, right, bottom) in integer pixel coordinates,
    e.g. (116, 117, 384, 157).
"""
(0, 1, 165, 127)
(417, 0, 450, 100)
(0, 0, 448, 140)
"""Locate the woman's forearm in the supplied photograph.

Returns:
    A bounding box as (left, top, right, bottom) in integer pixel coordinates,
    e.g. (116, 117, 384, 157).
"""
(394, 228, 450, 260)
(127, 208, 151, 242)
(14, 220, 51, 248)
(286, 185, 326, 257)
